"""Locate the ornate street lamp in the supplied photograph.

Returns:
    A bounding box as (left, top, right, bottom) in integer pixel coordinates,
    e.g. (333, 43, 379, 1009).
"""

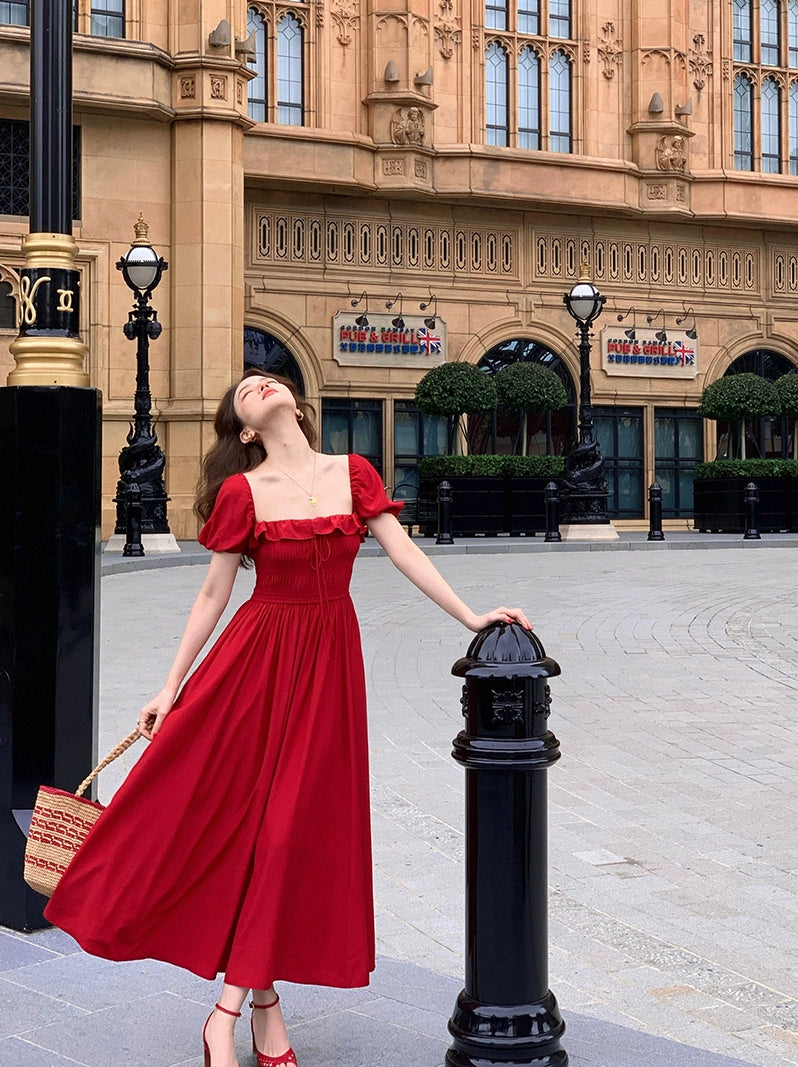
(112, 215, 174, 547)
(561, 263, 612, 528)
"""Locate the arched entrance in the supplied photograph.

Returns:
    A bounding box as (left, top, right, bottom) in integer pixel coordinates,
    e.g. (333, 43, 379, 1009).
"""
(244, 327, 305, 393)
(717, 348, 798, 458)
(473, 338, 577, 455)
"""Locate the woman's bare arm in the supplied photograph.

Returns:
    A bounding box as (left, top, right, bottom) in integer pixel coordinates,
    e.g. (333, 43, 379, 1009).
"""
(138, 550, 242, 738)
(365, 512, 532, 632)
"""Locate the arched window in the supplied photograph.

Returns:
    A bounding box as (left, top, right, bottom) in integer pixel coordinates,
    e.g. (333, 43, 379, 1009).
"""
(0, 280, 15, 329)
(277, 13, 303, 125)
(248, 8, 268, 122)
(486, 43, 509, 146)
(518, 47, 540, 149)
(762, 76, 782, 171)
(734, 73, 754, 169)
(717, 349, 798, 459)
(244, 327, 305, 393)
(474, 338, 576, 455)
(762, 0, 781, 65)
(790, 81, 798, 172)
(549, 50, 571, 152)
(734, 0, 753, 61)
(790, 0, 798, 66)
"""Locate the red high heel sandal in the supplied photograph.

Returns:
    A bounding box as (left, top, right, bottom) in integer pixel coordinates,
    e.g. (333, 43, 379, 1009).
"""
(250, 995, 298, 1067)
(202, 1002, 242, 1067)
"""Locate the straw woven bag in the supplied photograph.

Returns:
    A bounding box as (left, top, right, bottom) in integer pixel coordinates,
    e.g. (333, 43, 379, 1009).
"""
(24, 729, 142, 898)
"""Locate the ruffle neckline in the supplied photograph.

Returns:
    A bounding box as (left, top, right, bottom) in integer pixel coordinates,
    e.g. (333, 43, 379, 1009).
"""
(252, 512, 367, 543)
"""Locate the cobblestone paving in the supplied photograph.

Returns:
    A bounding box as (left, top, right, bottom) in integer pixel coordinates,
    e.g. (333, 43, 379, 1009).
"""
(2, 546, 798, 1066)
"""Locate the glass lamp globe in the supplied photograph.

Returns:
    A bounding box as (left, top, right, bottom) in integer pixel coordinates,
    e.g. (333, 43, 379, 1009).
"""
(120, 244, 160, 293)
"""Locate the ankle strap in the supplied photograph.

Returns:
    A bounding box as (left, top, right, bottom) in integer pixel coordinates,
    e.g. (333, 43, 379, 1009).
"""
(214, 1002, 242, 1018)
(249, 994, 280, 1010)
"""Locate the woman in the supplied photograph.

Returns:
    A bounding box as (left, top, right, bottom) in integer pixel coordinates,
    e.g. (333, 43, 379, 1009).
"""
(45, 369, 531, 1067)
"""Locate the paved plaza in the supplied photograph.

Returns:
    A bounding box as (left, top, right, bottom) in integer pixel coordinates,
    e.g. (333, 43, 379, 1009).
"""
(3, 539, 798, 1066)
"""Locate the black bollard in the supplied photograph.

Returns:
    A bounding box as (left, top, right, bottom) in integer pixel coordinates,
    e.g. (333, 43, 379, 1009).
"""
(436, 479, 455, 546)
(744, 481, 761, 540)
(544, 481, 562, 543)
(448, 623, 567, 1066)
(647, 482, 665, 542)
(123, 482, 145, 557)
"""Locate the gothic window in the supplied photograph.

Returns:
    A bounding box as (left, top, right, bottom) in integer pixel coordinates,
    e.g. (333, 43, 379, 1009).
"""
(277, 13, 303, 125)
(517, 0, 539, 35)
(734, 74, 754, 170)
(91, 0, 124, 37)
(247, 1, 309, 125)
(761, 0, 780, 63)
(486, 42, 509, 145)
(732, 3, 798, 172)
(549, 0, 569, 39)
(518, 47, 540, 149)
(549, 50, 571, 152)
(248, 8, 268, 122)
(734, 0, 753, 61)
(482, 0, 575, 152)
(762, 76, 782, 170)
(486, 0, 508, 31)
(790, 0, 798, 65)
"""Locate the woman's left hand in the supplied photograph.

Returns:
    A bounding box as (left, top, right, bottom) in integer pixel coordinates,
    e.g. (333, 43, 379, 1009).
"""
(467, 606, 533, 633)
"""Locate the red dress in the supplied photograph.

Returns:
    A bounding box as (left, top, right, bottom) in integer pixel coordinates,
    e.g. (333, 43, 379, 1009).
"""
(45, 454, 402, 990)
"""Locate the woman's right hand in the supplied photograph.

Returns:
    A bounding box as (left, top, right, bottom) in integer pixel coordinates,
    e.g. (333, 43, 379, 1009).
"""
(136, 688, 177, 740)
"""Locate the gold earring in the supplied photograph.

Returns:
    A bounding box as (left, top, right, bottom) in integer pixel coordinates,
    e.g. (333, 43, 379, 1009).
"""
(296, 410, 304, 422)
(242, 430, 256, 444)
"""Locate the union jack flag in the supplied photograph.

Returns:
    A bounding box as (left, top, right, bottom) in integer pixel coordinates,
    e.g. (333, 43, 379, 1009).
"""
(417, 327, 442, 353)
(672, 339, 696, 366)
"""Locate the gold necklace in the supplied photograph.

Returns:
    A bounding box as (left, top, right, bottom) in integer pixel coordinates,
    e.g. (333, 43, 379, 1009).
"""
(270, 452, 318, 506)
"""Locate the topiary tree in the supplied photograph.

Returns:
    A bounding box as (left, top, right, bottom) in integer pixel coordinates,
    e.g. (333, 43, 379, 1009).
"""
(415, 361, 498, 452)
(697, 373, 780, 458)
(494, 362, 568, 456)
(775, 373, 798, 459)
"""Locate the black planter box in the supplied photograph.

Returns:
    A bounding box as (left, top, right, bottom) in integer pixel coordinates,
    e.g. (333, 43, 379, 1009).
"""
(419, 475, 549, 536)
(693, 476, 790, 533)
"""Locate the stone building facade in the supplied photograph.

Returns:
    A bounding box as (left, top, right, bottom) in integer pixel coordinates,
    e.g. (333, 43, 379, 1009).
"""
(1, 0, 797, 534)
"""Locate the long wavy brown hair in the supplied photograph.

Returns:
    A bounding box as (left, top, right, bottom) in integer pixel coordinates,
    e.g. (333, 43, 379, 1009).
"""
(195, 369, 317, 525)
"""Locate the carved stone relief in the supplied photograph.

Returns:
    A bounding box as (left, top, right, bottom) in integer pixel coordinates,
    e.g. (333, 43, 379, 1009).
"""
(597, 21, 622, 80)
(179, 76, 196, 99)
(331, 0, 359, 45)
(689, 34, 713, 91)
(390, 107, 425, 145)
(210, 75, 227, 100)
(434, 0, 461, 59)
(656, 135, 687, 172)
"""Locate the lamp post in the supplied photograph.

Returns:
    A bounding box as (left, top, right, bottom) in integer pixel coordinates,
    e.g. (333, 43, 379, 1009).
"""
(112, 216, 175, 549)
(561, 264, 612, 530)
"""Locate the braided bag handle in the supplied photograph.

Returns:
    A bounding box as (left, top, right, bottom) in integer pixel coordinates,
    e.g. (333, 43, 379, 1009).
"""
(75, 729, 142, 798)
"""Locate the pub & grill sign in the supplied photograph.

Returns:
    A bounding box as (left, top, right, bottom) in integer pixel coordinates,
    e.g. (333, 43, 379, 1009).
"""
(333, 312, 447, 369)
(601, 327, 699, 379)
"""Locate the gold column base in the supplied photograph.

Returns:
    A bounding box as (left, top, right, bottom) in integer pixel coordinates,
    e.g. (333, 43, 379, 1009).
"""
(7, 231, 90, 388)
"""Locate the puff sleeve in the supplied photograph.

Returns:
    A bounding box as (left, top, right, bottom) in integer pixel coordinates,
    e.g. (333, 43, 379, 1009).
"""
(197, 474, 255, 553)
(350, 454, 404, 521)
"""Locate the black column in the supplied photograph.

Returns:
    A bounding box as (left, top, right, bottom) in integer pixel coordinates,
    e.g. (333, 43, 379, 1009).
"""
(0, 0, 101, 930)
(30, 0, 72, 234)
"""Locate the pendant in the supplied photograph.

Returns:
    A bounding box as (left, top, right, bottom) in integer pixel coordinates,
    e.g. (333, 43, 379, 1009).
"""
(309, 496, 318, 506)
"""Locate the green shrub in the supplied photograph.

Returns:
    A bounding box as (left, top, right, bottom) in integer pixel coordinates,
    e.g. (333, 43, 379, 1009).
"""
(494, 363, 568, 412)
(414, 362, 498, 416)
(694, 458, 798, 479)
(697, 374, 780, 421)
(419, 455, 565, 478)
(775, 373, 798, 416)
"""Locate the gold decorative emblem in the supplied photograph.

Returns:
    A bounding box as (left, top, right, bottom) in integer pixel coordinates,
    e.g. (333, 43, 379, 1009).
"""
(56, 288, 75, 313)
(19, 275, 51, 326)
